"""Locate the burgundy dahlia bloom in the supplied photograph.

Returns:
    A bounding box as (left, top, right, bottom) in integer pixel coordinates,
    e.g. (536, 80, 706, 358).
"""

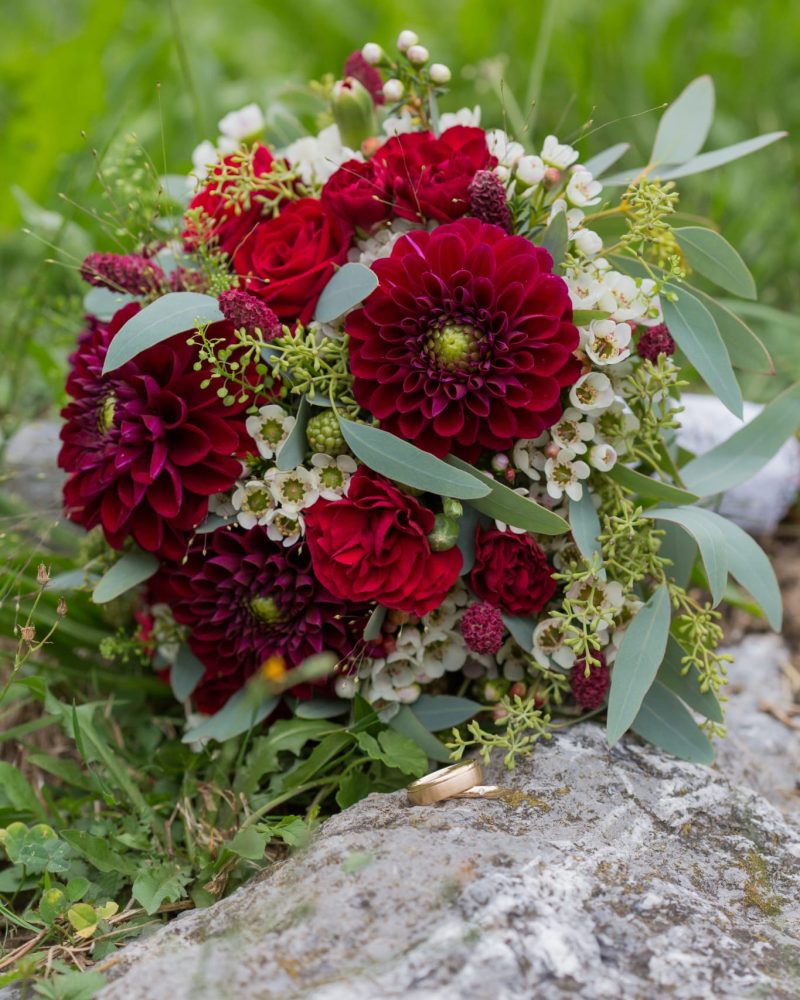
(570, 654, 610, 710)
(59, 303, 253, 561)
(151, 527, 365, 713)
(347, 218, 581, 458)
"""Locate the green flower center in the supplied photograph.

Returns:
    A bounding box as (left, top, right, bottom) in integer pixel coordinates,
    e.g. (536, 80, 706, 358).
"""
(280, 476, 307, 503)
(271, 513, 299, 537)
(245, 487, 272, 515)
(261, 417, 284, 445)
(98, 393, 116, 435)
(249, 596, 283, 625)
(552, 461, 575, 486)
(319, 466, 344, 490)
(425, 323, 480, 370)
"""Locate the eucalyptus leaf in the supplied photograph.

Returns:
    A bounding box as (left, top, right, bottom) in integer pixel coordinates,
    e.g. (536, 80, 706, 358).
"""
(680, 382, 800, 497)
(92, 551, 159, 605)
(181, 691, 279, 744)
(314, 262, 379, 323)
(602, 131, 786, 185)
(46, 569, 90, 592)
(501, 614, 535, 652)
(195, 514, 233, 534)
(456, 502, 480, 576)
(631, 682, 714, 764)
(690, 290, 774, 374)
(651, 76, 715, 166)
(363, 604, 387, 642)
(276, 395, 311, 471)
(389, 706, 453, 764)
(572, 309, 611, 326)
(581, 143, 630, 178)
(657, 637, 723, 723)
(646, 507, 729, 606)
(657, 521, 697, 590)
(158, 173, 191, 207)
(83, 287, 134, 321)
(674, 227, 756, 299)
(662, 284, 743, 418)
(409, 694, 482, 731)
(540, 210, 569, 268)
(339, 418, 490, 500)
(569, 492, 604, 572)
(607, 464, 699, 505)
(606, 583, 671, 746)
(170, 647, 205, 702)
(102, 292, 223, 373)
(294, 699, 349, 719)
(446, 456, 569, 536)
(693, 510, 781, 630)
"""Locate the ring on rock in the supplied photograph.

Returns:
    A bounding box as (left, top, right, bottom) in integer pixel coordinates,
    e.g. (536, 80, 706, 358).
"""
(407, 760, 500, 805)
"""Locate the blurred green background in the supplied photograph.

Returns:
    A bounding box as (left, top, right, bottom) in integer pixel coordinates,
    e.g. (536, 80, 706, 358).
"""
(1, 0, 797, 429)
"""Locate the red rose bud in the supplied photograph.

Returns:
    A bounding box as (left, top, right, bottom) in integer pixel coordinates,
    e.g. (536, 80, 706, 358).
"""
(80, 252, 165, 296)
(460, 602, 505, 655)
(343, 51, 385, 106)
(218, 289, 281, 338)
(570, 654, 610, 710)
(468, 170, 513, 232)
(636, 323, 676, 362)
(331, 78, 378, 152)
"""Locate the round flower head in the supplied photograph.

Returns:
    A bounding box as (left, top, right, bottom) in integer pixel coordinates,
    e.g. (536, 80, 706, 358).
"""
(550, 407, 595, 454)
(570, 654, 610, 710)
(267, 466, 320, 514)
(58, 304, 254, 561)
(460, 602, 505, 655)
(468, 170, 513, 232)
(310, 453, 357, 499)
(636, 323, 676, 362)
(347, 218, 581, 458)
(569, 371, 614, 413)
(544, 448, 591, 502)
(150, 528, 365, 713)
(469, 525, 557, 617)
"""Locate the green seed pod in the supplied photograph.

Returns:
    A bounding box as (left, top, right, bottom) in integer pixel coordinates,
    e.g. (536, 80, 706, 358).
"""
(427, 514, 460, 552)
(306, 410, 348, 456)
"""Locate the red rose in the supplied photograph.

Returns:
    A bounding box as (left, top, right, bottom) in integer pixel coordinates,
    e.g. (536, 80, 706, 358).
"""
(183, 144, 276, 258)
(233, 198, 352, 323)
(322, 159, 392, 231)
(469, 525, 557, 617)
(375, 126, 495, 223)
(304, 468, 462, 616)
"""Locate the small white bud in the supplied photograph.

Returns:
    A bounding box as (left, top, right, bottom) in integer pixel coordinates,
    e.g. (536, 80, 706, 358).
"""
(382, 78, 405, 103)
(397, 30, 419, 52)
(406, 44, 430, 66)
(429, 63, 451, 84)
(516, 154, 545, 187)
(361, 42, 383, 66)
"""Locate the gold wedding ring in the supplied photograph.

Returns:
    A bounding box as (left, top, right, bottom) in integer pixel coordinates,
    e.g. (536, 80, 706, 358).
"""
(407, 760, 490, 806)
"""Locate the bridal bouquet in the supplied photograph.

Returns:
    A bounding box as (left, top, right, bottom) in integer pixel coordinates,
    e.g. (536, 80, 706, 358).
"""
(58, 29, 793, 766)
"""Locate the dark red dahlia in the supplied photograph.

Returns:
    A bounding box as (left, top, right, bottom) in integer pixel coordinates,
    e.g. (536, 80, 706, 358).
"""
(570, 654, 610, 710)
(150, 527, 365, 713)
(344, 50, 385, 105)
(347, 218, 581, 458)
(636, 323, 676, 362)
(59, 303, 253, 561)
(183, 143, 278, 258)
(375, 126, 496, 223)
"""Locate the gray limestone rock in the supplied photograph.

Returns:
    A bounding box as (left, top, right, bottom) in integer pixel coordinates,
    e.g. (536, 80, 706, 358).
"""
(93, 720, 800, 1000)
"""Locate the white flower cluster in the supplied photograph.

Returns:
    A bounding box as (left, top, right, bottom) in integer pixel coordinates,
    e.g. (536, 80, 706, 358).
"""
(211, 404, 356, 546)
(190, 103, 266, 183)
(341, 582, 495, 703)
(283, 123, 361, 186)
